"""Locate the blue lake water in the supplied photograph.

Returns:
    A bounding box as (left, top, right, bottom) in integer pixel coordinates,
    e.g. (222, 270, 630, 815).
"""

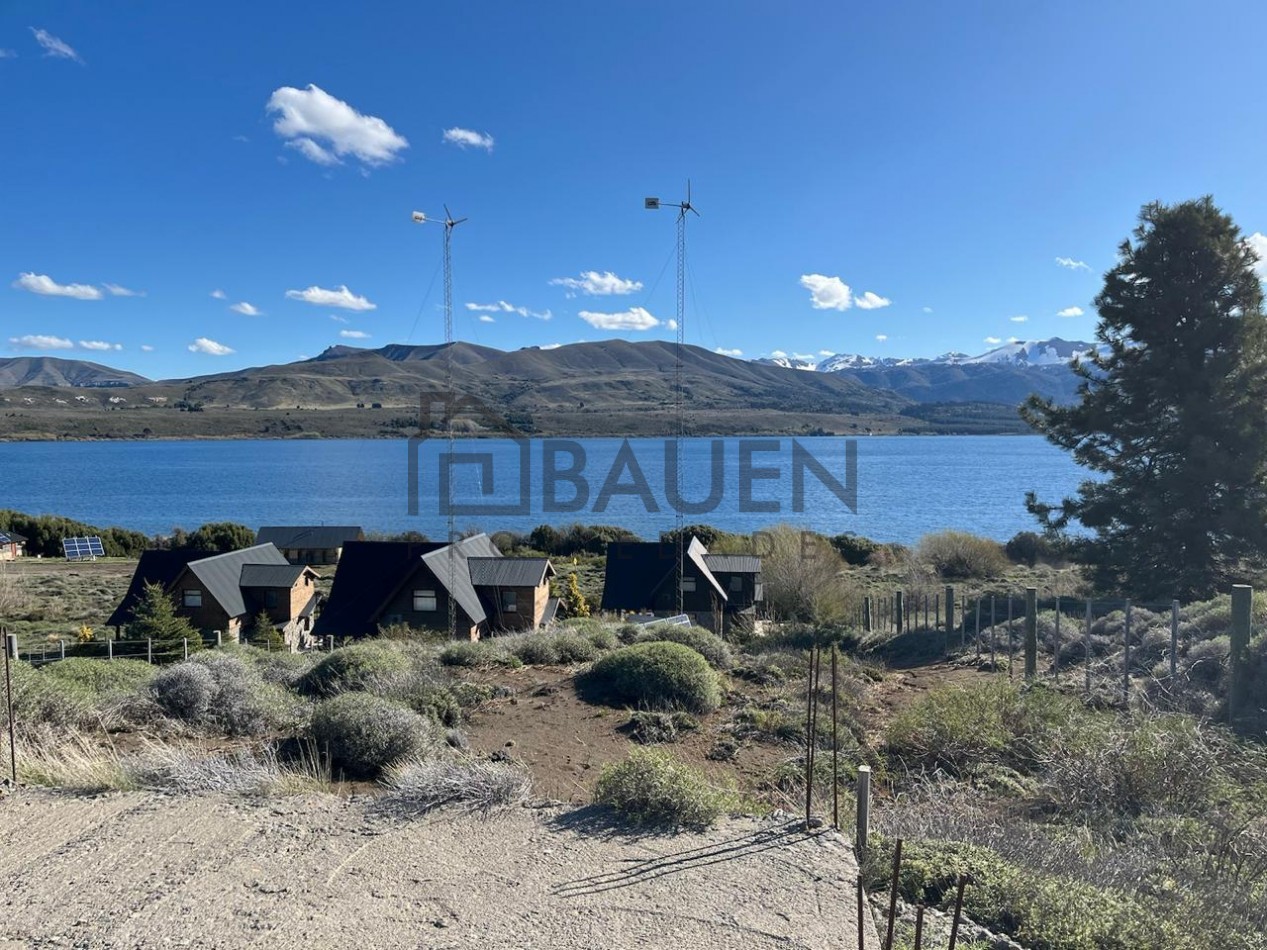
(0, 436, 1089, 544)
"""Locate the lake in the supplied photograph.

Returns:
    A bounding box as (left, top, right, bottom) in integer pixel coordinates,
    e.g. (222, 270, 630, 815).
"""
(0, 435, 1089, 544)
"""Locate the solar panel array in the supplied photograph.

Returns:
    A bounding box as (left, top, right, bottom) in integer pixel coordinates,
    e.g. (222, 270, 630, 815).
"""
(62, 536, 105, 561)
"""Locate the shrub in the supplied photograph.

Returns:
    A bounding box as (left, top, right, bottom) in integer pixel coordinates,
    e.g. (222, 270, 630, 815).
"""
(382, 755, 533, 814)
(309, 693, 436, 778)
(583, 626, 619, 651)
(42, 657, 155, 696)
(4, 662, 94, 730)
(297, 642, 412, 696)
(580, 642, 722, 713)
(637, 624, 733, 670)
(594, 748, 738, 828)
(438, 640, 520, 668)
(628, 710, 699, 744)
(916, 531, 1009, 579)
(153, 656, 292, 735)
(829, 532, 879, 566)
(885, 681, 1078, 777)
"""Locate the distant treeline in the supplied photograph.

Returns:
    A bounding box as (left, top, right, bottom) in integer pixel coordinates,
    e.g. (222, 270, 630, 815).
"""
(0, 509, 151, 558)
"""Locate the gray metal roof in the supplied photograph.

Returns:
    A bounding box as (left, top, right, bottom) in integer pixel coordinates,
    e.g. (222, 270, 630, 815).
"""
(240, 563, 310, 588)
(420, 534, 502, 626)
(186, 543, 289, 618)
(256, 525, 363, 550)
(468, 556, 553, 588)
(702, 554, 762, 574)
(686, 537, 727, 600)
(0, 531, 26, 545)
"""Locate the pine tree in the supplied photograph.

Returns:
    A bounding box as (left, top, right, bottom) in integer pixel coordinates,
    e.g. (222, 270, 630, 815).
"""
(1022, 197, 1267, 599)
(249, 609, 285, 650)
(126, 581, 202, 653)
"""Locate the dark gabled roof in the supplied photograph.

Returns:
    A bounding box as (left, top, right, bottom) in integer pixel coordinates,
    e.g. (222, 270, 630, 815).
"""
(256, 525, 364, 550)
(107, 549, 204, 627)
(702, 554, 762, 574)
(184, 544, 289, 618)
(468, 556, 554, 588)
(0, 530, 27, 545)
(240, 563, 311, 588)
(312, 540, 448, 637)
(600, 538, 726, 611)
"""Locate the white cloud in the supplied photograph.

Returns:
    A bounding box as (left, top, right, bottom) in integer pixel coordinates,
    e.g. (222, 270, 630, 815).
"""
(140, 344, 154, 352)
(30, 28, 82, 64)
(1056, 257, 1090, 271)
(13, 272, 102, 300)
(922, 307, 933, 314)
(540, 343, 563, 350)
(666, 319, 678, 331)
(328, 314, 349, 324)
(818, 350, 835, 357)
(188, 337, 234, 356)
(464, 300, 550, 320)
(875, 334, 888, 343)
(793, 352, 815, 361)
(210, 289, 226, 300)
(286, 284, 376, 311)
(477, 315, 495, 323)
(578, 307, 660, 331)
(855, 291, 892, 310)
(442, 127, 495, 151)
(984, 336, 1002, 345)
(1010, 315, 1029, 323)
(230, 301, 263, 316)
(339, 329, 370, 339)
(770, 350, 788, 358)
(714, 347, 743, 357)
(1056, 306, 1085, 318)
(549, 271, 642, 296)
(1247, 232, 1267, 278)
(800, 274, 852, 310)
(9, 334, 73, 350)
(103, 283, 143, 297)
(0, 49, 15, 58)
(78, 340, 122, 351)
(1008, 336, 1022, 343)
(267, 84, 408, 167)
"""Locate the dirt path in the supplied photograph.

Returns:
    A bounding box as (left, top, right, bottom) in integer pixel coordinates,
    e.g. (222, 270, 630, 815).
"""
(0, 789, 881, 949)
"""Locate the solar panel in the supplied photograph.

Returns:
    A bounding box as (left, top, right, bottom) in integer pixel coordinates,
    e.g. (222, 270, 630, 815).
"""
(62, 536, 105, 561)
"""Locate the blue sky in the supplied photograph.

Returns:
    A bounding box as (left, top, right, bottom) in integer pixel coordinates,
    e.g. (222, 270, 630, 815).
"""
(3, 1, 1265, 379)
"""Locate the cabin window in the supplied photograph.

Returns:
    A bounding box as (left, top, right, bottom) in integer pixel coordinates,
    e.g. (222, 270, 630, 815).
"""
(265, 590, 278, 608)
(729, 575, 744, 592)
(501, 590, 518, 611)
(413, 589, 437, 612)
(680, 576, 696, 593)
(183, 589, 202, 608)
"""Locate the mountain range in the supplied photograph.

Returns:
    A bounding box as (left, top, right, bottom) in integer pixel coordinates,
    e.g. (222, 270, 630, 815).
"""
(0, 337, 1097, 438)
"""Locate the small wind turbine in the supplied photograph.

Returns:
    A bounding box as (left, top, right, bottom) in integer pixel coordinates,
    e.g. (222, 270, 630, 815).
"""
(645, 182, 700, 615)
(412, 205, 468, 639)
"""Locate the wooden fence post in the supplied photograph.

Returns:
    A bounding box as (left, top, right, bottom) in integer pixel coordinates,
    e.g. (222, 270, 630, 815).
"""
(975, 597, 981, 657)
(944, 586, 954, 650)
(1006, 593, 1014, 678)
(183, 637, 189, 661)
(59, 639, 65, 661)
(895, 590, 904, 634)
(863, 595, 872, 634)
(5, 632, 16, 661)
(1230, 585, 1253, 725)
(107, 638, 113, 661)
(990, 595, 997, 669)
(1024, 587, 1038, 680)
(1054, 596, 1061, 682)
(4, 630, 16, 784)
(147, 638, 153, 664)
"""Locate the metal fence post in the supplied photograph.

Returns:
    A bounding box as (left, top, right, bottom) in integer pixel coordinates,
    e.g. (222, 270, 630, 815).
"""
(1024, 587, 1038, 680)
(990, 595, 996, 669)
(107, 637, 113, 661)
(1123, 599, 1131, 704)
(1170, 599, 1180, 679)
(1084, 599, 1092, 694)
(855, 764, 871, 854)
(1054, 596, 1061, 682)
(975, 596, 981, 658)
(1007, 593, 1014, 678)
(1230, 585, 1253, 725)
(4, 630, 16, 784)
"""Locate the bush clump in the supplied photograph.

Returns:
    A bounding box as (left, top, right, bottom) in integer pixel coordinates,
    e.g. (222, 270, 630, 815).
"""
(309, 693, 436, 777)
(42, 657, 156, 696)
(296, 642, 412, 696)
(628, 710, 700, 744)
(581, 641, 722, 713)
(637, 624, 733, 669)
(915, 531, 1009, 579)
(594, 747, 738, 828)
(151, 656, 292, 735)
(382, 755, 533, 814)
(438, 640, 521, 668)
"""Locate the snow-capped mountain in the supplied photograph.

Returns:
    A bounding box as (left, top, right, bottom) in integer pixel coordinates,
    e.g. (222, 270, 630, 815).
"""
(755, 338, 1097, 373)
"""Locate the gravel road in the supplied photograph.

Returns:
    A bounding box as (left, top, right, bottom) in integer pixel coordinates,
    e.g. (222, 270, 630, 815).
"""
(0, 790, 880, 949)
